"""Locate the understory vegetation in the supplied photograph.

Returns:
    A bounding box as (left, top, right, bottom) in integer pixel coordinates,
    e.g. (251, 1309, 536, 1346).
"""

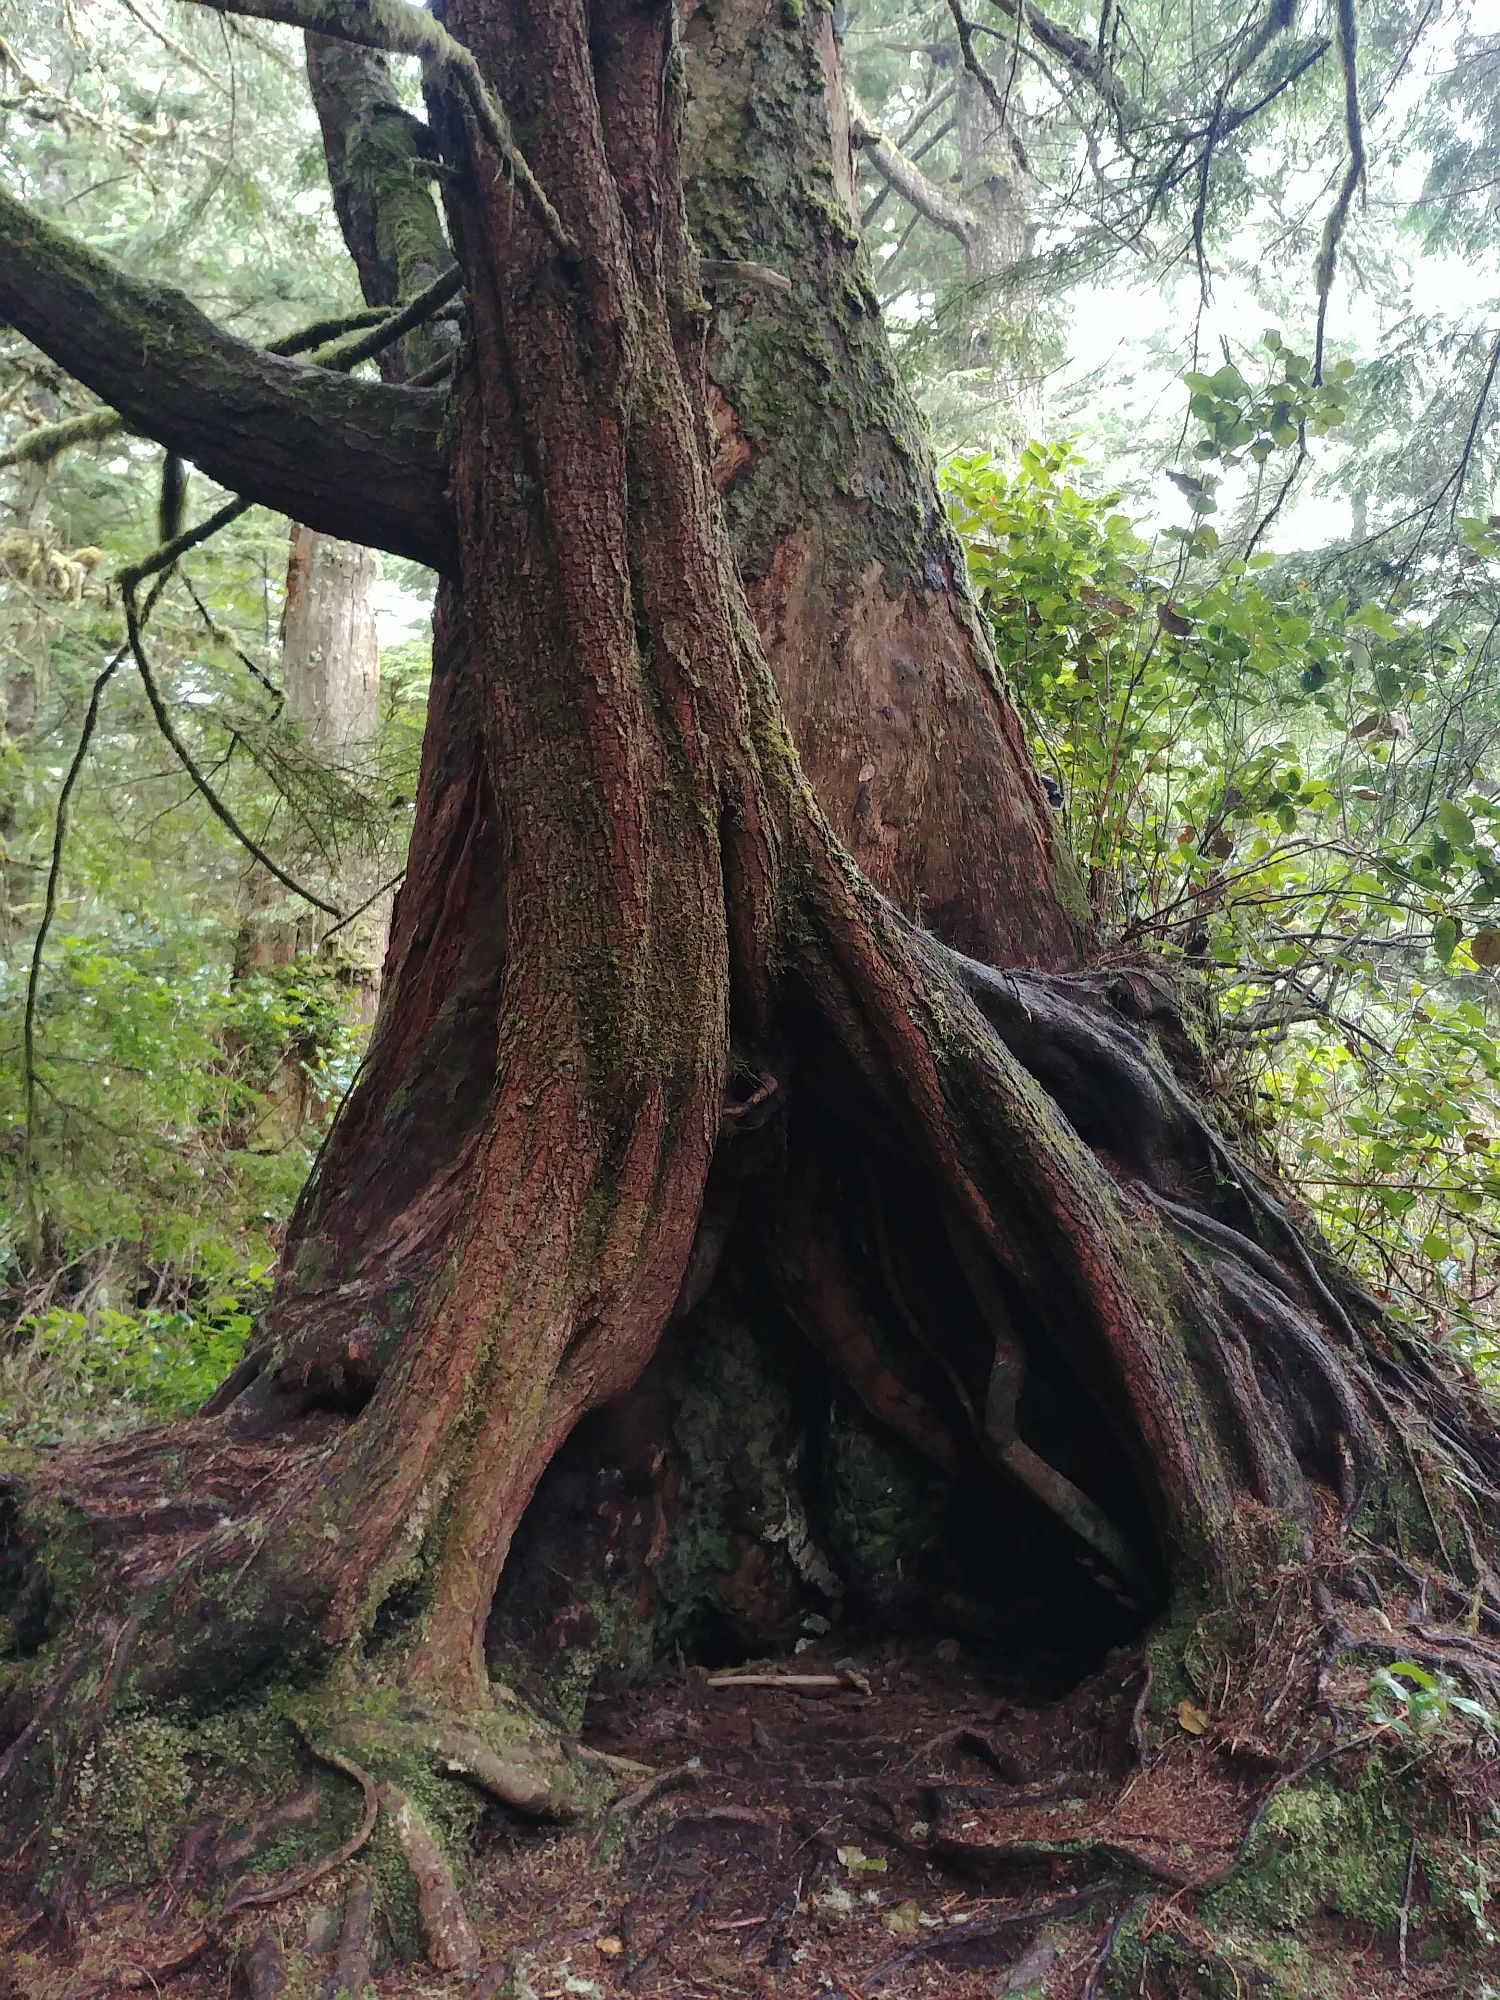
(953, 435, 1500, 1367)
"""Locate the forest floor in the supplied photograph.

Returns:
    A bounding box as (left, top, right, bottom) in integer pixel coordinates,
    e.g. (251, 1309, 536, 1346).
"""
(3, 1632, 1490, 1999)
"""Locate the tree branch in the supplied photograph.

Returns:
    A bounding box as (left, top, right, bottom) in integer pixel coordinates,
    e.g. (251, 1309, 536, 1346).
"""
(0, 299, 427, 470)
(848, 97, 979, 248)
(0, 182, 455, 570)
(124, 582, 343, 922)
(1313, 0, 1364, 384)
(20, 641, 129, 1264)
(989, 0, 1130, 116)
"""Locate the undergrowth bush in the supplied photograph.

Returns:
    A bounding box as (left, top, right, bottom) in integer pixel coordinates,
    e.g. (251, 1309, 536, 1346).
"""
(948, 416, 1500, 1368)
(1, 1293, 264, 1445)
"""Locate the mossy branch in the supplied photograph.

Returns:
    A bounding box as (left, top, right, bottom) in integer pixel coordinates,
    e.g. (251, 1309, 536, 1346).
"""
(0, 272, 459, 472)
(1312, 0, 1363, 384)
(0, 181, 454, 568)
(0, 407, 122, 470)
(848, 95, 980, 249)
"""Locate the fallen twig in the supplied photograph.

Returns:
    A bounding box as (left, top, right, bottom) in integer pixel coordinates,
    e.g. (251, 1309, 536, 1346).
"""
(706, 1668, 872, 1695)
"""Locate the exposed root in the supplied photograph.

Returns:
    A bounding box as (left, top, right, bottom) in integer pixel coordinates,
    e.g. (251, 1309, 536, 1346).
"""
(112, 1733, 378, 1990)
(1079, 1892, 1148, 2000)
(221, 1729, 379, 1918)
(117, 1931, 214, 1990)
(8, 790, 1500, 1995)
(321, 1701, 587, 1822)
(381, 1781, 481, 1974)
(588, 1761, 701, 1858)
(241, 1926, 289, 2000)
(322, 1866, 372, 2000)
(945, 1202, 1148, 1588)
(862, 1890, 1105, 1983)
(211, 1793, 323, 1885)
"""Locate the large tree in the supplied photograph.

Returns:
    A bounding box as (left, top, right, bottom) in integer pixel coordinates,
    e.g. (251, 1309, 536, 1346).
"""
(3, 0, 1500, 1988)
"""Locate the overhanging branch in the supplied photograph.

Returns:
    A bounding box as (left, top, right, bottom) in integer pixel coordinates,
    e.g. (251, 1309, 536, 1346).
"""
(0, 183, 456, 570)
(0, 282, 458, 471)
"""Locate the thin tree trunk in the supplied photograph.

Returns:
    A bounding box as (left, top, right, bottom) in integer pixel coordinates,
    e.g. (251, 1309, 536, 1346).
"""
(0, 385, 58, 964)
(235, 526, 388, 1048)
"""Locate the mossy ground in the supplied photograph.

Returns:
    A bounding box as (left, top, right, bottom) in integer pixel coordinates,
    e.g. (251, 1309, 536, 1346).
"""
(5, 1623, 1498, 1998)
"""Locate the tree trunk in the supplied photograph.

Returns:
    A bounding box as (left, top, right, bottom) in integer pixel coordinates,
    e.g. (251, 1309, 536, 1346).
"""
(951, 66, 1039, 446)
(680, 0, 1081, 967)
(232, 30, 454, 1115)
(3, 1, 1500, 1986)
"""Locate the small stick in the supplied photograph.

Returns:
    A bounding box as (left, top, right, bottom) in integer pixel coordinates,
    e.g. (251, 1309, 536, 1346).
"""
(706, 1669, 870, 1694)
(738, 1892, 797, 1960)
(1398, 1833, 1417, 1977)
(1128, 1658, 1154, 1764)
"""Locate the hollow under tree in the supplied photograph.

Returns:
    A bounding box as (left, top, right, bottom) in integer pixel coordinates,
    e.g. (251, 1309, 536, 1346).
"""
(2, 0, 1500, 1986)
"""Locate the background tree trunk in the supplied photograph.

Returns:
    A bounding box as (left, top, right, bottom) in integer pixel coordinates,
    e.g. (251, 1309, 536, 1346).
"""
(230, 34, 457, 1124)
(234, 528, 387, 1069)
(0, 381, 60, 965)
(951, 64, 1039, 445)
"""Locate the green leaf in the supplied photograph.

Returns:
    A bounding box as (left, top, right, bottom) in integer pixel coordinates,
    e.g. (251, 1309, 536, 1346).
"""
(1388, 1662, 1439, 1690)
(1436, 800, 1475, 849)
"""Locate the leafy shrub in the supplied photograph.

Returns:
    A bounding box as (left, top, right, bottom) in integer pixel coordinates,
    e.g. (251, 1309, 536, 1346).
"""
(948, 433, 1500, 1366)
(1, 1285, 265, 1446)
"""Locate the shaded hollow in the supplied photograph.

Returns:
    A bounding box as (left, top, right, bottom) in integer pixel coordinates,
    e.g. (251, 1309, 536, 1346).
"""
(487, 1085, 1165, 1722)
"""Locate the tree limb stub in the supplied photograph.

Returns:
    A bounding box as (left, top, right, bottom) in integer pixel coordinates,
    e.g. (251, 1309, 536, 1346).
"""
(180, 0, 576, 263)
(0, 181, 455, 569)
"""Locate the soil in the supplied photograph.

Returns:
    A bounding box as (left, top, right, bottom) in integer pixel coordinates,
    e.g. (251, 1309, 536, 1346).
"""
(2, 1631, 1488, 1999)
